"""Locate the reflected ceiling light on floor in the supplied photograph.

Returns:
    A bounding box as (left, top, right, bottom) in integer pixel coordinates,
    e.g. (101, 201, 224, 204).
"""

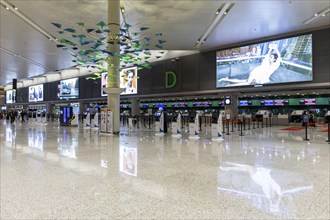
(303, 6, 330, 24)
(195, 2, 234, 48)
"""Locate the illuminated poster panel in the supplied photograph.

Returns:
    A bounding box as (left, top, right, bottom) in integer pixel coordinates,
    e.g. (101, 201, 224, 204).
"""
(101, 72, 108, 97)
(101, 66, 138, 96)
(57, 78, 79, 99)
(216, 34, 313, 87)
(28, 84, 43, 102)
(6, 90, 15, 104)
(120, 67, 138, 95)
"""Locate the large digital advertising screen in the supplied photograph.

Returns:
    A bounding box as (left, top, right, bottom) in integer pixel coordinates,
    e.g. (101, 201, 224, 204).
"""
(57, 78, 79, 99)
(6, 90, 15, 104)
(28, 84, 43, 102)
(101, 66, 138, 96)
(216, 34, 313, 87)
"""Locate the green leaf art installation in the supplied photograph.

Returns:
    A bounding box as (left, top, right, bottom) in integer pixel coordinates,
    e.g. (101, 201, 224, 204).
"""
(52, 19, 166, 80)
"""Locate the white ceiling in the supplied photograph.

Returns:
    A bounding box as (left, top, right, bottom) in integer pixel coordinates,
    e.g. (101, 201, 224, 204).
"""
(1, 0, 329, 86)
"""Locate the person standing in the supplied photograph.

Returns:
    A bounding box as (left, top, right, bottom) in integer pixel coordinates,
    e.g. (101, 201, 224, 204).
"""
(21, 110, 25, 122)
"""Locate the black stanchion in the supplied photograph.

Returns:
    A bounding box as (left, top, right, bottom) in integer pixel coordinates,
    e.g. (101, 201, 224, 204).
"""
(269, 116, 272, 127)
(243, 116, 246, 130)
(265, 118, 268, 127)
(248, 118, 251, 130)
(226, 120, 230, 135)
(252, 118, 256, 129)
(261, 118, 264, 128)
(326, 122, 330, 143)
(199, 116, 202, 131)
(303, 122, 310, 141)
(257, 119, 260, 129)
(231, 119, 235, 132)
(222, 117, 226, 133)
(239, 120, 244, 136)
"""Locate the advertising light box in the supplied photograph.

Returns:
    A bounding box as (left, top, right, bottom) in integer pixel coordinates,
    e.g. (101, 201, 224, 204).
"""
(216, 34, 313, 87)
(101, 67, 138, 96)
(6, 90, 15, 104)
(101, 72, 108, 97)
(57, 78, 79, 100)
(120, 67, 138, 95)
(28, 84, 43, 102)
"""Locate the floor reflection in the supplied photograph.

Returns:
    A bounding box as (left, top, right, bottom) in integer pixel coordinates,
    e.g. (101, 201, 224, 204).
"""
(218, 162, 313, 217)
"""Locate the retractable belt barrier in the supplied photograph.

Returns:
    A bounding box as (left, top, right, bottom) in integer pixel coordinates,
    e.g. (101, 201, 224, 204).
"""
(220, 117, 272, 136)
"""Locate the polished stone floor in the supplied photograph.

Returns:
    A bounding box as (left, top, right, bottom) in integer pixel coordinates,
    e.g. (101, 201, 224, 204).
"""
(1, 119, 329, 219)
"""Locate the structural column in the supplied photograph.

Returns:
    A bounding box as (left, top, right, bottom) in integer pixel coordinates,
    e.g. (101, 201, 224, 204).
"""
(224, 94, 238, 118)
(130, 99, 140, 116)
(46, 102, 55, 121)
(79, 101, 86, 122)
(103, 0, 122, 134)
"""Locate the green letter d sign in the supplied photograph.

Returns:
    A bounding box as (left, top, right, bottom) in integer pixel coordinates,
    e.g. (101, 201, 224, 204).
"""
(165, 71, 177, 89)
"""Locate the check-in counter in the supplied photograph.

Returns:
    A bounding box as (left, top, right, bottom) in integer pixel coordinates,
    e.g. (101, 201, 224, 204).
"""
(274, 114, 289, 126)
(255, 110, 272, 121)
(325, 111, 330, 123)
(289, 110, 304, 123)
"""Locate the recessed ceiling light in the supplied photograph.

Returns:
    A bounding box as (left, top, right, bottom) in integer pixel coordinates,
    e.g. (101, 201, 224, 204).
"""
(6, 6, 9, 10)
(14, 6, 18, 10)
(314, 13, 318, 17)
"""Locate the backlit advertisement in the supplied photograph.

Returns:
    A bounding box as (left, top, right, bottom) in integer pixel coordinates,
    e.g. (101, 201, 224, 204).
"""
(28, 84, 43, 102)
(102, 67, 138, 96)
(57, 78, 79, 99)
(216, 34, 313, 87)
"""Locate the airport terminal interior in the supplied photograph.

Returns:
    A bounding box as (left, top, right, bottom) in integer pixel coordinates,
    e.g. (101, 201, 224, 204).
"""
(1, 0, 330, 219)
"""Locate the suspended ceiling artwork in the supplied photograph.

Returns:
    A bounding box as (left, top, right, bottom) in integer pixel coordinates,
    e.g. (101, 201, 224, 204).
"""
(51, 19, 166, 80)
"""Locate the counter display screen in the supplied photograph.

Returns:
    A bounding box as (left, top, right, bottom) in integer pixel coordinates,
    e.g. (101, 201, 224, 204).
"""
(172, 102, 188, 107)
(193, 102, 211, 107)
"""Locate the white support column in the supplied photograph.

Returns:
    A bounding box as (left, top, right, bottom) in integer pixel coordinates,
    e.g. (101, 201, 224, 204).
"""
(105, 0, 122, 134)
